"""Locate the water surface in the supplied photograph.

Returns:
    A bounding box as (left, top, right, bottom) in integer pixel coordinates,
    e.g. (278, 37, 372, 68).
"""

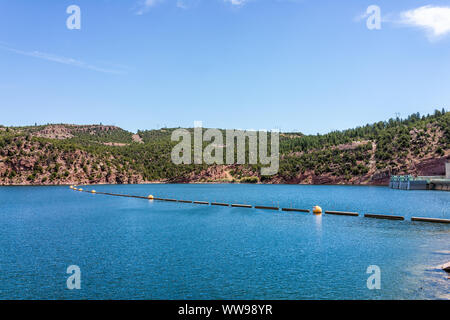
(0, 184, 448, 299)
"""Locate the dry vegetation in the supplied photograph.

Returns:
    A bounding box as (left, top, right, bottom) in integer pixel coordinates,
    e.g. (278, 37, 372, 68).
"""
(0, 110, 448, 185)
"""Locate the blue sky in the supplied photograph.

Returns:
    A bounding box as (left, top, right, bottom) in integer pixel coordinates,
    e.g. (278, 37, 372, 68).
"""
(0, 0, 450, 133)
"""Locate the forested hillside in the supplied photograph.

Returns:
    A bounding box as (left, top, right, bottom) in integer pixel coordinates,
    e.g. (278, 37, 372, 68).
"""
(0, 110, 449, 185)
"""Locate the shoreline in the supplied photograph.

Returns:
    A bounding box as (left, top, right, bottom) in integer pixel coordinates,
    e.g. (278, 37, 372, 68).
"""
(0, 181, 390, 187)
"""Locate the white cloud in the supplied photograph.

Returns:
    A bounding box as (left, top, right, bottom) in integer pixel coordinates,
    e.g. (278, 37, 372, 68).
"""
(0, 44, 124, 74)
(225, 0, 247, 6)
(135, 0, 165, 15)
(400, 5, 450, 39)
(354, 11, 369, 22)
(176, 0, 188, 9)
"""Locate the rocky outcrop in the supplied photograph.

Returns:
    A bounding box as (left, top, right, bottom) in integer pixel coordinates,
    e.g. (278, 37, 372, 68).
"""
(442, 262, 450, 273)
(414, 157, 449, 176)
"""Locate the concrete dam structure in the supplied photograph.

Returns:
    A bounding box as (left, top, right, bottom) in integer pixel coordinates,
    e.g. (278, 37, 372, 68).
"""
(389, 162, 450, 191)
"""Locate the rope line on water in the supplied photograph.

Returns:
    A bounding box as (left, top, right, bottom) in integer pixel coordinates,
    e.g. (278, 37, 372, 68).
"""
(69, 186, 450, 224)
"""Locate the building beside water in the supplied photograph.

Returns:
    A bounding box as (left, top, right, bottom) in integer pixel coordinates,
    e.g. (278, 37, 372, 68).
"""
(389, 161, 450, 191)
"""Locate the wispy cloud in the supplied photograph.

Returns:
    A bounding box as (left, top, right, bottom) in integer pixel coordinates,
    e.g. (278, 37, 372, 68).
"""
(133, 0, 264, 12)
(400, 5, 450, 40)
(224, 0, 247, 6)
(0, 44, 125, 74)
(176, 0, 188, 9)
(135, 0, 165, 15)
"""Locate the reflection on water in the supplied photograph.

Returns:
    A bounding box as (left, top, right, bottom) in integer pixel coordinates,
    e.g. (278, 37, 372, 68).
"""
(314, 214, 323, 234)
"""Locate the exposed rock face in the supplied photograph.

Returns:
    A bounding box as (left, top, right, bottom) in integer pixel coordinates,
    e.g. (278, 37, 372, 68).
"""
(443, 262, 450, 273)
(370, 169, 391, 185)
(33, 125, 74, 140)
(0, 138, 150, 186)
(414, 157, 448, 176)
(185, 165, 236, 182)
(132, 134, 144, 144)
(18, 159, 35, 171)
(30, 124, 122, 140)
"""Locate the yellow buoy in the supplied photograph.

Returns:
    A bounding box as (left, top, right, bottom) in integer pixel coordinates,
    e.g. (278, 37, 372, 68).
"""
(313, 205, 322, 215)
(148, 195, 154, 200)
(91, 190, 96, 194)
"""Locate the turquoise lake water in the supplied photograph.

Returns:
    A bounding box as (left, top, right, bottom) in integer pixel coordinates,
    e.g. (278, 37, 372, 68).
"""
(0, 184, 449, 299)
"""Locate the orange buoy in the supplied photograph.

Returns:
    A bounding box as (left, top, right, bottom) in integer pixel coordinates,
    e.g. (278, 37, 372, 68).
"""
(313, 205, 322, 215)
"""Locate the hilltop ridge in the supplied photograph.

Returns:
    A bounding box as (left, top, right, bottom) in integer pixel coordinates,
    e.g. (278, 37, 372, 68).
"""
(0, 110, 449, 185)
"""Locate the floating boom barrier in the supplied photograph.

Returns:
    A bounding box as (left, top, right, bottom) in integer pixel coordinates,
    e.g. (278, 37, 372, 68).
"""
(281, 208, 310, 213)
(69, 186, 450, 224)
(231, 204, 252, 208)
(325, 210, 359, 217)
(411, 217, 450, 224)
(254, 205, 279, 211)
(364, 213, 405, 221)
(193, 201, 209, 205)
(211, 202, 230, 207)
